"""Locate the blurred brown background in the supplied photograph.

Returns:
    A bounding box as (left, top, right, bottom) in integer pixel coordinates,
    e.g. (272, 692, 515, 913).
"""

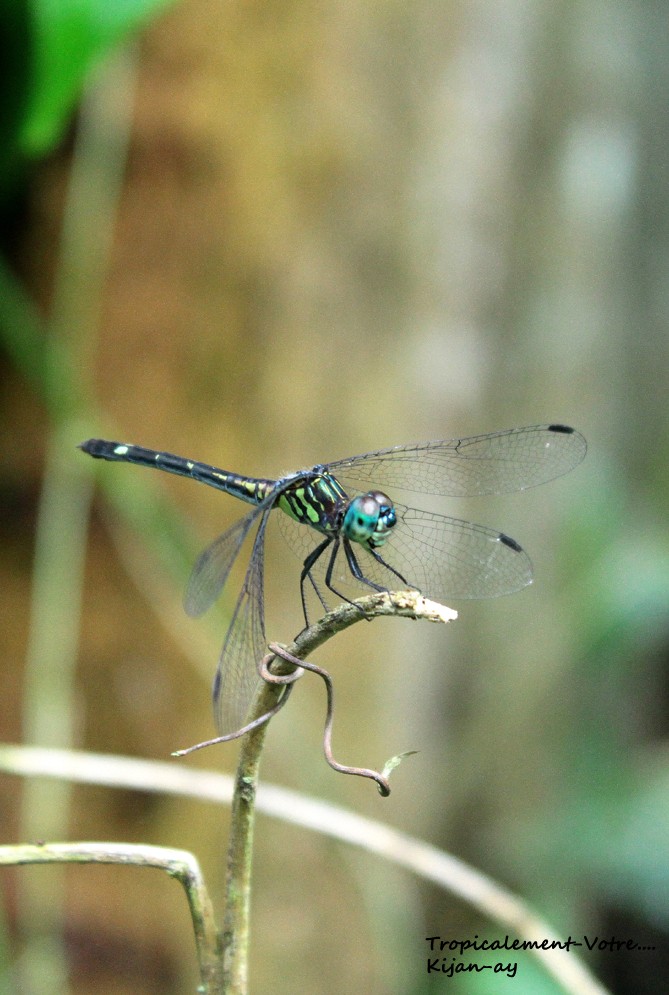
(1, 1, 668, 993)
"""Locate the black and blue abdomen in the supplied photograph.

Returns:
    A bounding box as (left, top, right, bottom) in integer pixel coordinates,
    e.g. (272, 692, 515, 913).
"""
(80, 439, 275, 506)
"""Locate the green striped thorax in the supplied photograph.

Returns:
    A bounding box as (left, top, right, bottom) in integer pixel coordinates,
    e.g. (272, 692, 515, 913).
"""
(278, 473, 397, 548)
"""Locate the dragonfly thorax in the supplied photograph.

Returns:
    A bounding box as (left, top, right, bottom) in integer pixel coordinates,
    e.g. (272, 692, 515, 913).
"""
(342, 490, 397, 548)
(277, 472, 349, 534)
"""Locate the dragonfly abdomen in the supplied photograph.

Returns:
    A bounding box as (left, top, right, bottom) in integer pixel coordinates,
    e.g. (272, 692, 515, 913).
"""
(80, 439, 275, 506)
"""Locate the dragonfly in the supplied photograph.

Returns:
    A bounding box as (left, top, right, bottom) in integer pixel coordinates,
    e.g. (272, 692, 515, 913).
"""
(80, 424, 586, 736)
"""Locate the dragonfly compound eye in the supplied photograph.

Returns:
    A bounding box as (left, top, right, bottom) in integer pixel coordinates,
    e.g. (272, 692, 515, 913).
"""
(343, 494, 383, 543)
(366, 490, 396, 544)
(342, 491, 397, 547)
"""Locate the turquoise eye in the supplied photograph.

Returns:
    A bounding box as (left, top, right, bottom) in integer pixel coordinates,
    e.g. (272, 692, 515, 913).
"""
(343, 491, 396, 546)
(343, 494, 379, 542)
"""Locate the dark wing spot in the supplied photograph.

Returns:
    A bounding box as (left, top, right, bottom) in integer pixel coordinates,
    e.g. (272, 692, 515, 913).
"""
(547, 424, 574, 434)
(499, 532, 523, 552)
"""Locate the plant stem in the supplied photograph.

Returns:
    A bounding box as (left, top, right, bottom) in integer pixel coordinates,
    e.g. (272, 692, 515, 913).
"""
(0, 843, 222, 993)
(220, 589, 456, 992)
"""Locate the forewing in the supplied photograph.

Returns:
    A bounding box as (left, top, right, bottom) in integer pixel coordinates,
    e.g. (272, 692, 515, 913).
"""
(184, 505, 264, 617)
(211, 513, 269, 735)
(324, 424, 586, 498)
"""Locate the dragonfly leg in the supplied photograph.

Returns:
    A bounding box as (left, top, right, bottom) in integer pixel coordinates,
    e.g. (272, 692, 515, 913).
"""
(321, 538, 367, 614)
(342, 538, 391, 594)
(300, 536, 334, 623)
(366, 546, 413, 589)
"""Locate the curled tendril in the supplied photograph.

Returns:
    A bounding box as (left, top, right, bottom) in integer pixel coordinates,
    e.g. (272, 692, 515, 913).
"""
(262, 643, 391, 796)
(174, 643, 390, 794)
(174, 590, 454, 789)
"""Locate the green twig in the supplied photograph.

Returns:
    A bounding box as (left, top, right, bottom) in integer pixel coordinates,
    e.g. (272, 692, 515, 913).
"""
(0, 843, 222, 993)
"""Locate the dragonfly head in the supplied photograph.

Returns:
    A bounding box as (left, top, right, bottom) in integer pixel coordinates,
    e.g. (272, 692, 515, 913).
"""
(343, 490, 396, 548)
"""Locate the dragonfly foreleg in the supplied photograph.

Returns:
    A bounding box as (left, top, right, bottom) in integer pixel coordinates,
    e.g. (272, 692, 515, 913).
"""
(342, 538, 391, 595)
(365, 546, 413, 589)
(321, 538, 367, 614)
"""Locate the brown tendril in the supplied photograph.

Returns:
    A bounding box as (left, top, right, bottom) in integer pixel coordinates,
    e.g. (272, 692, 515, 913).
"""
(174, 643, 391, 794)
(262, 643, 391, 796)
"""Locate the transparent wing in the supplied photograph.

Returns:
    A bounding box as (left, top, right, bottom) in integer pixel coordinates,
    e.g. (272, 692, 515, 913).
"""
(184, 505, 264, 617)
(362, 503, 532, 599)
(211, 512, 269, 736)
(277, 502, 532, 609)
(323, 424, 586, 498)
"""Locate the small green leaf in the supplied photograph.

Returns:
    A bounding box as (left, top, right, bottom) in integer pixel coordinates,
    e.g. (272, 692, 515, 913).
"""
(20, 0, 179, 156)
(381, 750, 418, 781)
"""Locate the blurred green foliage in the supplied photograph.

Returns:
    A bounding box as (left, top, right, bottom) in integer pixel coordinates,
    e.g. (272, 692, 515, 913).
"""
(0, 0, 176, 199)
